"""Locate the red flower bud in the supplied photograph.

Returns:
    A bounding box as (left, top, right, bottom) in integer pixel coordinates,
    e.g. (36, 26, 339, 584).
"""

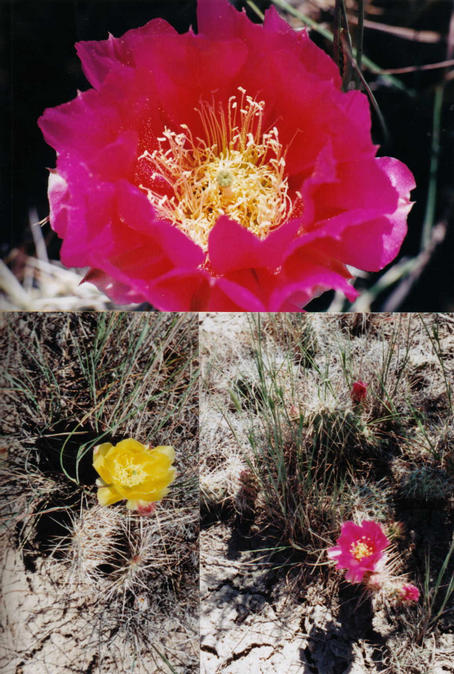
(398, 583, 420, 602)
(351, 381, 368, 403)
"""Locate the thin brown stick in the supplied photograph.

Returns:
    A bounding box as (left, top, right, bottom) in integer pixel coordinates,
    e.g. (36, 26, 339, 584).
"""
(382, 220, 448, 312)
(349, 16, 442, 44)
(381, 59, 454, 75)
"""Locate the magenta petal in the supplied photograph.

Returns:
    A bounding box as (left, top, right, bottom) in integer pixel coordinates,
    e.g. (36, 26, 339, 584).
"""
(306, 159, 415, 270)
(342, 89, 372, 137)
(298, 143, 338, 227)
(269, 267, 358, 311)
(59, 182, 116, 268)
(379, 156, 416, 196)
(148, 269, 210, 311)
(116, 182, 204, 269)
(318, 213, 408, 271)
(268, 244, 358, 310)
(340, 521, 362, 538)
(328, 520, 389, 584)
(263, 7, 340, 85)
(208, 215, 301, 274)
(38, 89, 122, 155)
(90, 130, 138, 181)
(133, 34, 248, 95)
(314, 156, 399, 216)
(76, 19, 177, 88)
(84, 254, 155, 301)
(76, 33, 128, 89)
(83, 269, 147, 304)
(211, 277, 267, 311)
(197, 0, 249, 38)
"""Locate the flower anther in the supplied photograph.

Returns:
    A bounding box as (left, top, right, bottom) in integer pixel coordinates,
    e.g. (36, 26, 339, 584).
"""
(138, 88, 296, 251)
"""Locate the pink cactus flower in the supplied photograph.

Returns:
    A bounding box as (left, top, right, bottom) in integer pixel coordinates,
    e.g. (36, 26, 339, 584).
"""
(399, 583, 420, 602)
(351, 380, 368, 403)
(38, 0, 415, 311)
(327, 520, 390, 583)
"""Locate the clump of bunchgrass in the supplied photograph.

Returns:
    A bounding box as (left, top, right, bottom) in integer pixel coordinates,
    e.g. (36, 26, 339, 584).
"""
(261, 313, 319, 368)
(0, 444, 61, 530)
(415, 539, 454, 643)
(231, 374, 265, 411)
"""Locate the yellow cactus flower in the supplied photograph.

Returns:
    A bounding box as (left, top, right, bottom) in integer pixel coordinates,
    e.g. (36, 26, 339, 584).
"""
(93, 439, 176, 512)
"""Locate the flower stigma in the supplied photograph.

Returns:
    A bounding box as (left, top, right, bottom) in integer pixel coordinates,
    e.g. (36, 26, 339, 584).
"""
(138, 87, 298, 250)
(350, 537, 374, 560)
(216, 169, 233, 188)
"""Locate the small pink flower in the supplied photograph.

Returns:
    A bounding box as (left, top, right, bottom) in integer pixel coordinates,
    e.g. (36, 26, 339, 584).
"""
(399, 583, 420, 602)
(351, 380, 368, 403)
(327, 520, 389, 583)
(38, 0, 415, 311)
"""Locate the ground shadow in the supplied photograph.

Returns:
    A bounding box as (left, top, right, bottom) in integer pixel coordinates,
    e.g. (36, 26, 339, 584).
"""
(305, 584, 392, 674)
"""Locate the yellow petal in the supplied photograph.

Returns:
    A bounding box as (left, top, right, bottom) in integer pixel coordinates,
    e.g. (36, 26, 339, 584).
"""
(115, 438, 147, 455)
(143, 465, 177, 490)
(97, 485, 122, 506)
(93, 442, 114, 484)
(151, 446, 175, 462)
(121, 466, 176, 500)
(148, 485, 171, 501)
(127, 480, 174, 503)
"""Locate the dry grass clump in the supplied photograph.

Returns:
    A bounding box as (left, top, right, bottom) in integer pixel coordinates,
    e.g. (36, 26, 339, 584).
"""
(0, 249, 115, 311)
(0, 312, 199, 673)
(200, 312, 454, 670)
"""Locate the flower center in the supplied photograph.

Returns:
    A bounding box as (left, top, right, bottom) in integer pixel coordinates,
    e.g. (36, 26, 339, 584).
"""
(138, 87, 298, 250)
(113, 460, 147, 487)
(350, 536, 374, 560)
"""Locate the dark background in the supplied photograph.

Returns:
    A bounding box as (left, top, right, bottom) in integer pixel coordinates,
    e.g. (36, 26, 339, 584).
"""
(1, 0, 453, 310)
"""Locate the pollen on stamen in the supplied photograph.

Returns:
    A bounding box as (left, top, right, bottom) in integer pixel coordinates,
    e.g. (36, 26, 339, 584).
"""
(350, 537, 374, 560)
(137, 87, 300, 251)
(114, 461, 146, 488)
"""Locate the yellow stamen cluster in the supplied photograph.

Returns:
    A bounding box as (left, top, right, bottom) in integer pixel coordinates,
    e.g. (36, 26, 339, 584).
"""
(350, 537, 374, 560)
(112, 460, 147, 488)
(138, 87, 294, 250)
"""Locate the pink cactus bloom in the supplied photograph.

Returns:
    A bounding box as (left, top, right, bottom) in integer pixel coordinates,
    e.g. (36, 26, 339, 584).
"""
(399, 583, 420, 602)
(351, 380, 368, 403)
(38, 0, 415, 311)
(327, 520, 390, 583)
